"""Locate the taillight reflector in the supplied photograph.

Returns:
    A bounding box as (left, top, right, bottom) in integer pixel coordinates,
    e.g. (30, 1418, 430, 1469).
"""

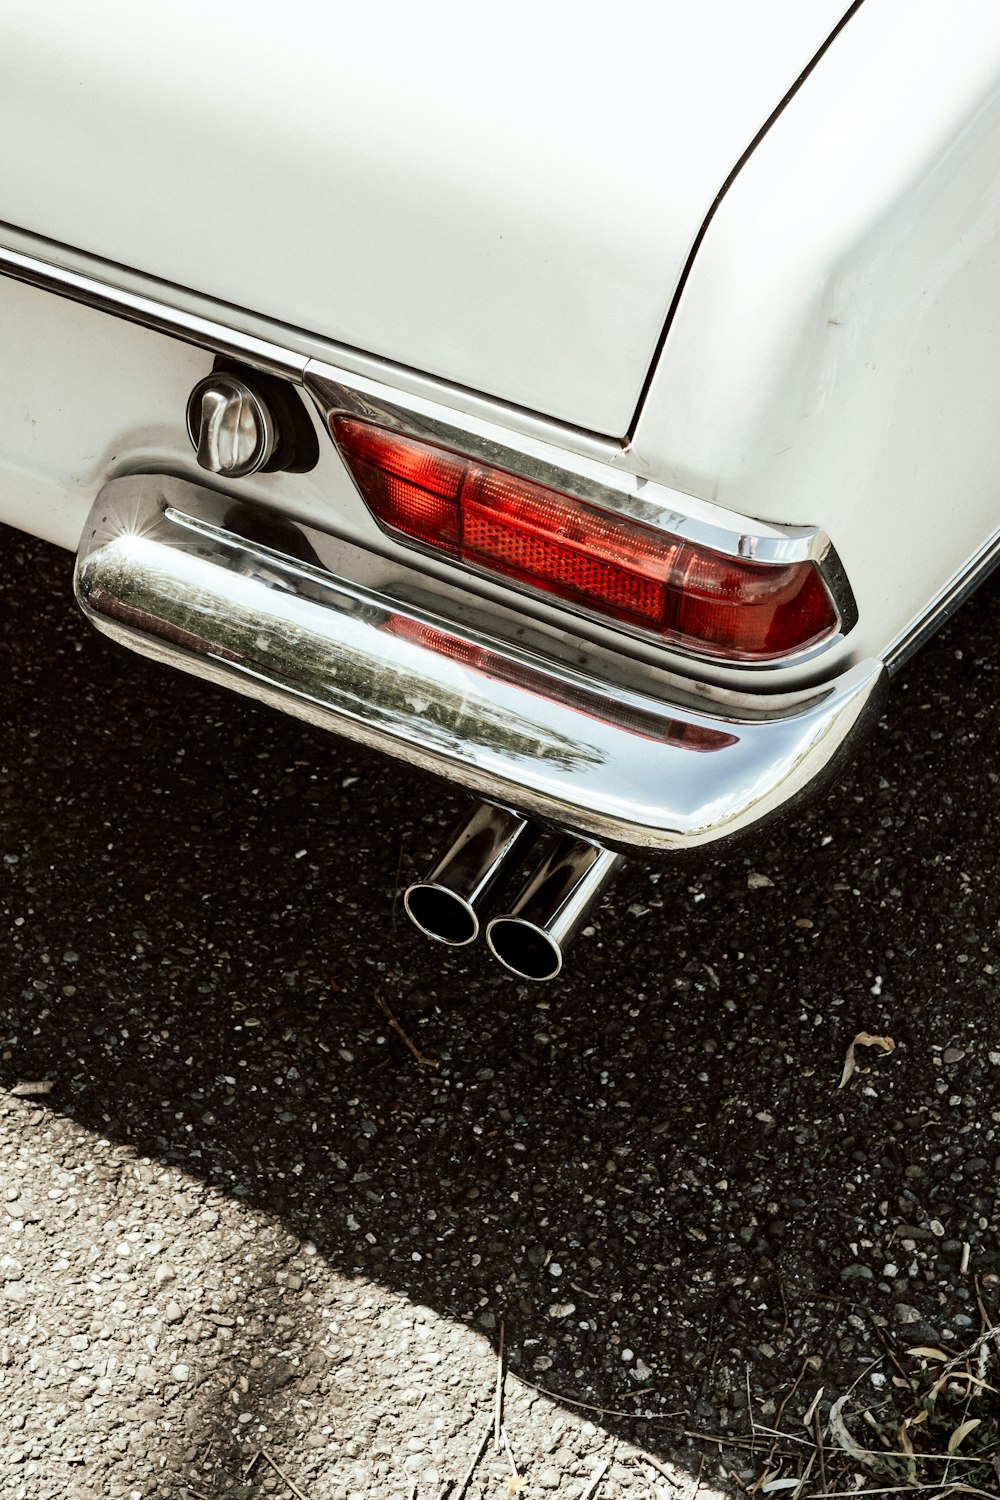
(332, 417, 838, 661)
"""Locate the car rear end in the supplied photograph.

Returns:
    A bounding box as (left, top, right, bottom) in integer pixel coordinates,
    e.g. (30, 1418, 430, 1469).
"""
(17, 0, 997, 974)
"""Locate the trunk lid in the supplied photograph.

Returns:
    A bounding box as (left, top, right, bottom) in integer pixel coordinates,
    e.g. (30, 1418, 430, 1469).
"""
(1, 1, 853, 434)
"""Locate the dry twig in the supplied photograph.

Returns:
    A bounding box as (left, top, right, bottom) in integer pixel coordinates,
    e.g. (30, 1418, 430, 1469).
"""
(774, 1360, 810, 1434)
(258, 1446, 311, 1500)
(451, 1425, 490, 1500)
(580, 1456, 609, 1499)
(375, 993, 439, 1068)
(685, 1452, 706, 1500)
(632, 1451, 679, 1485)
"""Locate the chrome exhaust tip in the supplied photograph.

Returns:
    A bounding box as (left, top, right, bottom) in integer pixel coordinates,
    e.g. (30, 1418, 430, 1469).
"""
(484, 915, 567, 982)
(403, 883, 481, 946)
(403, 802, 535, 947)
(486, 836, 625, 981)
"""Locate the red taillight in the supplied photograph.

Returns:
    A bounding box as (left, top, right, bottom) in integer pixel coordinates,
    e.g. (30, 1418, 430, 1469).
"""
(332, 418, 838, 662)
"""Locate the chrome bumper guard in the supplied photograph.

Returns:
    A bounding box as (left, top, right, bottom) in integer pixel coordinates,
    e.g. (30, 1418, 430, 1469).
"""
(74, 476, 885, 854)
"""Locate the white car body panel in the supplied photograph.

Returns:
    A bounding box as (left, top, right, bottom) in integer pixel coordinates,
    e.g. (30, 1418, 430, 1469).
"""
(0, 0, 851, 434)
(633, 0, 1000, 667)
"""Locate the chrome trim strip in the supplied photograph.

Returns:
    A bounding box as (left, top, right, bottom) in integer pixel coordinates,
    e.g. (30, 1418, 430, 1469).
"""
(74, 475, 885, 854)
(0, 221, 623, 462)
(306, 364, 859, 667)
(884, 526, 1000, 674)
(0, 240, 304, 381)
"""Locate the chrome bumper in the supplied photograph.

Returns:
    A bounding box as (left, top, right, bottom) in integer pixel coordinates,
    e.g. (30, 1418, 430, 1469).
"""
(74, 475, 885, 854)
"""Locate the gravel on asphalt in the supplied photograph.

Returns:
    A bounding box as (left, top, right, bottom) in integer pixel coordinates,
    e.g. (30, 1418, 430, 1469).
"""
(1, 527, 998, 1498)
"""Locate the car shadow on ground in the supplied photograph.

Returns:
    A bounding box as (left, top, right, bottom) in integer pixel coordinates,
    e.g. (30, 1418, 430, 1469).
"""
(2, 527, 999, 1496)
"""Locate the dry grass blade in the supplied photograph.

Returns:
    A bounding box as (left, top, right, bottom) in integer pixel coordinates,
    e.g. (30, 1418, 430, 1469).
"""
(805, 1487, 999, 1498)
(632, 1450, 683, 1487)
(748, 1424, 824, 1451)
(974, 1277, 996, 1334)
(813, 1407, 828, 1494)
(758, 1476, 802, 1493)
(375, 993, 439, 1068)
(791, 1474, 813, 1497)
(802, 1387, 824, 1429)
(512, 1370, 682, 1421)
(947, 1418, 982, 1453)
(794, 1452, 816, 1497)
(494, 1319, 506, 1452)
(839, 1031, 895, 1088)
(501, 1426, 523, 1497)
(861, 1409, 893, 1450)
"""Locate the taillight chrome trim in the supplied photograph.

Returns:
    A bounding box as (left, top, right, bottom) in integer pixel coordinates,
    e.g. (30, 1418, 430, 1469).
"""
(305, 361, 858, 670)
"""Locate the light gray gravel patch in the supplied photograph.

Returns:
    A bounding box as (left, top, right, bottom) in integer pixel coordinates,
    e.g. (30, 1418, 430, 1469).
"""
(0, 1099, 699, 1500)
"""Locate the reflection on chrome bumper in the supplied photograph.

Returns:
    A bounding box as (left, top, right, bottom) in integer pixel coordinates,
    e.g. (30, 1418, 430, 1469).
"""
(74, 475, 885, 854)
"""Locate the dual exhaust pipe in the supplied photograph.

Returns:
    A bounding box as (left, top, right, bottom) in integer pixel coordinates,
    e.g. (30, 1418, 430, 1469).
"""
(403, 802, 624, 981)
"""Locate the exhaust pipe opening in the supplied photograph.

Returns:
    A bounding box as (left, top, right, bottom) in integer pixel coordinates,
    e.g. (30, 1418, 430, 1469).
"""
(486, 835, 625, 981)
(404, 801, 535, 947)
(486, 918, 564, 982)
(403, 884, 480, 947)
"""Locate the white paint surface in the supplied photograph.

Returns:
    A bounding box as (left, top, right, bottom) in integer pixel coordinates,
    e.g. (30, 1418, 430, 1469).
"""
(0, 0, 850, 433)
(633, 0, 1000, 666)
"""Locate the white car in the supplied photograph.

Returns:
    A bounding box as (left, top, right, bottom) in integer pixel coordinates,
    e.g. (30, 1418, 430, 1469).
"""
(0, 1, 994, 978)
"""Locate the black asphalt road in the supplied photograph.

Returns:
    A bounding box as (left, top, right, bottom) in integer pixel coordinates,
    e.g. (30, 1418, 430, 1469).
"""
(2, 523, 999, 1495)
